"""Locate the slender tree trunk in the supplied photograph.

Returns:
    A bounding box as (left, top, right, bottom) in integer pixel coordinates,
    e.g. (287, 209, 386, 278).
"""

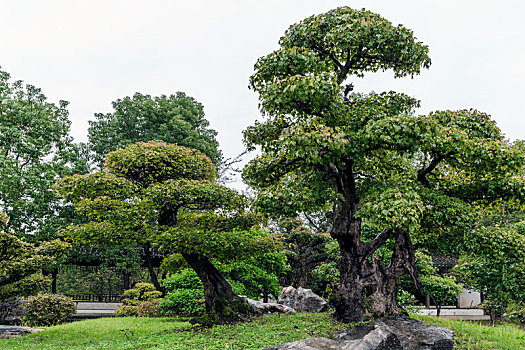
(182, 252, 252, 324)
(143, 243, 164, 294)
(51, 269, 58, 294)
(123, 272, 130, 290)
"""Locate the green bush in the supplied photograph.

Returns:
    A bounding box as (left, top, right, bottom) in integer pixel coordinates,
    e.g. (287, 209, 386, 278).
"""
(116, 282, 162, 316)
(122, 283, 162, 306)
(115, 304, 139, 317)
(504, 302, 525, 324)
(23, 293, 76, 327)
(162, 269, 202, 291)
(161, 288, 205, 317)
(137, 299, 163, 317)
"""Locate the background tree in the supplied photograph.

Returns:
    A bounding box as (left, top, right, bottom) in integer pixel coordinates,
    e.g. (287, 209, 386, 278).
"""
(0, 68, 86, 241)
(243, 7, 525, 322)
(88, 92, 222, 167)
(0, 212, 70, 301)
(455, 224, 525, 325)
(56, 142, 277, 324)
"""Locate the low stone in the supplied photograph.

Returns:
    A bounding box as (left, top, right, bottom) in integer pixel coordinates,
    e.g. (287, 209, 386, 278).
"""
(0, 325, 44, 338)
(265, 316, 453, 350)
(278, 286, 330, 313)
(241, 296, 296, 315)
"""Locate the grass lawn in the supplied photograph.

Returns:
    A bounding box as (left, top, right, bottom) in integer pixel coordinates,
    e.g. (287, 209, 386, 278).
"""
(0, 313, 345, 350)
(413, 315, 525, 350)
(1, 313, 524, 349)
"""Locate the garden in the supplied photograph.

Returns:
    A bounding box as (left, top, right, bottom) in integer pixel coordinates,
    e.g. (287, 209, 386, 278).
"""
(1, 6, 525, 350)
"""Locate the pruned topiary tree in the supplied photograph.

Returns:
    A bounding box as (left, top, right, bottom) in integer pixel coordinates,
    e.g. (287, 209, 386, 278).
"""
(243, 6, 525, 322)
(56, 141, 278, 324)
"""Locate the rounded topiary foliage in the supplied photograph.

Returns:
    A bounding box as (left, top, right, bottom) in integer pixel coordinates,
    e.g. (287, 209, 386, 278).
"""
(23, 293, 76, 327)
(104, 141, 216, 185)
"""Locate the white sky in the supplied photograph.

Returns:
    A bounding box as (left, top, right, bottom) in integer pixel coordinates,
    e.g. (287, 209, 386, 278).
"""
(1, 0, 524, 164)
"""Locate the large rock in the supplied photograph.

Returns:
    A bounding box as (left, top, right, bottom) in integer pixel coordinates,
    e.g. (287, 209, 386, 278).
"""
(0, 325, 44, 338)
(241, 296, 296, 315)
(278, 286, 330, 313)
(265, 316, 454, 350)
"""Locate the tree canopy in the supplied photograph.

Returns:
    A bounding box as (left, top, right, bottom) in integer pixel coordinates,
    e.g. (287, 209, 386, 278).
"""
(243, 6, 525, 322)
(0, 68, 88, 241)
(88, 92, 222, 167)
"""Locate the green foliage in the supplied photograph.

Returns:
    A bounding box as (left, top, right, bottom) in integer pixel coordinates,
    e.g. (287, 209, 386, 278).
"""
(396, 290, 418, 314)
(504, 302, 525, 324)
(117, 283, 162, 317)
(219, 253, 288, 300)
(0, 68, 85, 240)
(0, 229, 70, 301)
(420, 274, 462, 307)
(137, 299, 163, 317)
(114, 305, 139, 317)
(105, 141, 217, 185)
(122, 283, 162, 306)
(398, 250, 462, 310)
(243, 6, 525, 322)
(161, 288, 205, 317)
(22, 293, 76, 327)
(57, 141, 277, 323)
(279, 219, 332, 291)
(244, 5, 523, 242)
(88, 92, 222, 167)
(454, 224, 525, 314)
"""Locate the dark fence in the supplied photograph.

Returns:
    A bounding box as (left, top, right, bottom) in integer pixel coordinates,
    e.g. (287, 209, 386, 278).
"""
(64, 293, 122, 303)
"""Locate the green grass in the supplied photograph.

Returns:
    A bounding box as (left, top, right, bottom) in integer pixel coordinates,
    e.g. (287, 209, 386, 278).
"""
(413, 315, 525, 350)
(0, 313, 345, 350)
(2, 313, 525, 349)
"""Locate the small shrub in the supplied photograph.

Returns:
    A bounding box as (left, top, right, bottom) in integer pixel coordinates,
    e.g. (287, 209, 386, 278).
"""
(23, 293, 76, 327)
(161, 288, 205, 317)
(115, 304, 139, 317)
(122, 282, 162, 306)
(137, 299, 163, 317)
(504, 302, 525, 324)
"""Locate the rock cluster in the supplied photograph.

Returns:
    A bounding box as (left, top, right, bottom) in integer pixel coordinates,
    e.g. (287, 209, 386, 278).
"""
(265, 316, 454, 350)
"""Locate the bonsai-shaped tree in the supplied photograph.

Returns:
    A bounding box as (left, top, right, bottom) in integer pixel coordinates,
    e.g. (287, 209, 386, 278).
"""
(243, 7, 525, 322)
(56, 141, 277, 324)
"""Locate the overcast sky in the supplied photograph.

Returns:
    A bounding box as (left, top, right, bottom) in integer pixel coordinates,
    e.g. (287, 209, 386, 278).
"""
(1, 0, 524, 165)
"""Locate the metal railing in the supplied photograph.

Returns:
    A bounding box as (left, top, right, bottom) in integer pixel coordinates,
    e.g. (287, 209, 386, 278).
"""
(63, 293, 122, 303)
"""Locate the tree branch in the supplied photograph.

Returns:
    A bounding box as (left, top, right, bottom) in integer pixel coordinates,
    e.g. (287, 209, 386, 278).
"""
(361, 228, 392, 257)
(417, 153, 450, 188)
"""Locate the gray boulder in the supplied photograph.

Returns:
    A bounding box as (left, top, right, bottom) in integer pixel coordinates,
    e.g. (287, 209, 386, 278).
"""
(241, 296, 296, 315)
(265, 316, 453, 350)
(278, 286, 330, 313)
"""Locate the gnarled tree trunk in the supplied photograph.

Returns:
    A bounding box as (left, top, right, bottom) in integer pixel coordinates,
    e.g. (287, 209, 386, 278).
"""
(331, 202, 420, 323)
(182, 252, 252, 324)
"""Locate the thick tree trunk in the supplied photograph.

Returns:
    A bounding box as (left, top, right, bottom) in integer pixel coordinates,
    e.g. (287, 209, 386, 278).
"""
(331, 202, 419, 323)
(182, 252, 252, 324)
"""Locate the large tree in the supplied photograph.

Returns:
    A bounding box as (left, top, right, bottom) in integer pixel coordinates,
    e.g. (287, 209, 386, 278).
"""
(56, 142, 276, 324)
(243, 7, 525, 322)
(0, 68, 87, 241)
(88, 92, 222, 167)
